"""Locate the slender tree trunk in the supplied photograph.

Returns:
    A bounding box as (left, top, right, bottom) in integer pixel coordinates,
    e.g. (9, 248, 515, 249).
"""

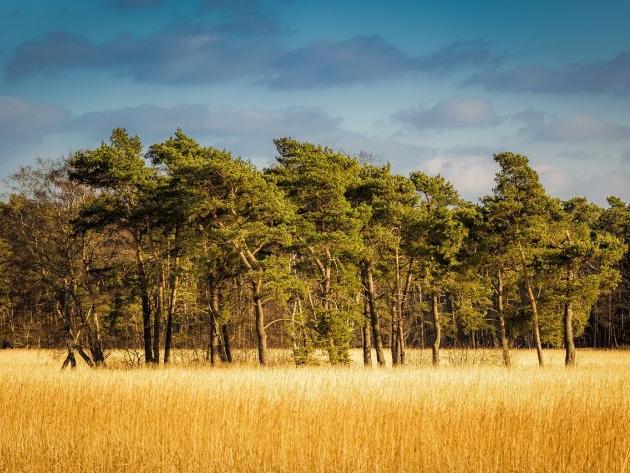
(235, 247, 267, 365)
(564, 300, 576, 366)
(563, 230, 577, 365)
(61, 341, 77, 369)
(163, 257, 179, 364)
(222, 324, 233, 363)
(208, 285, 229, 363)
(496, 270, 511, 367)
(525, 279, 545, 367)
(363, 264, 385, 366)
(391, 247, 403, 365)
(208, 320, 219, 365)
(216, 293, 229, 363)
(133, 233, 153, 363)
(76, 346, 95, 367)
(89, 308, 105, 365)
(391, 313, 399, 366)
(519, 246, 544, 367)
(431, 293, 441, 366)
(252, 278, 267, 365)
(362, 301, 372, 366)
(152, 264, 165, 365)
(208, 285, 221, 365)
(398, 268, 412, 365)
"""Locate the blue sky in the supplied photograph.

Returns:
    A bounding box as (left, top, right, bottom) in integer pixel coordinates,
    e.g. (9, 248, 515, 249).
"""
(1, 0, 630, 202)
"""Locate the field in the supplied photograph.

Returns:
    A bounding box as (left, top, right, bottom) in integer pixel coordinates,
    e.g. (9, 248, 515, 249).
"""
(1, 349, 629, 472)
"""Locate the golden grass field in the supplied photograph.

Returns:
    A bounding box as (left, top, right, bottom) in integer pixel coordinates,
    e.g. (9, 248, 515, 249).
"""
(1, 349, 629, 473)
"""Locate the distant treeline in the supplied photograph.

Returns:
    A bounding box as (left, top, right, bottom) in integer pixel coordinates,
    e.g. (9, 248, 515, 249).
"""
(1, 128, 629, 368)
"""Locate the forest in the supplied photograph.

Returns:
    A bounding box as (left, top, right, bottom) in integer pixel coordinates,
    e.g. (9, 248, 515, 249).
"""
(1, 128, 629, 368)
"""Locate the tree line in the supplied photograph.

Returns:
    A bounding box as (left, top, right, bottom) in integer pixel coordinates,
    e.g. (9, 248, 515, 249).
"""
(1, 128, 629, 368)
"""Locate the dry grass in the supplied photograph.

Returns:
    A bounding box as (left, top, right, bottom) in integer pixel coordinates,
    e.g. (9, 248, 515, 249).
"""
(1, 349, 629, 472)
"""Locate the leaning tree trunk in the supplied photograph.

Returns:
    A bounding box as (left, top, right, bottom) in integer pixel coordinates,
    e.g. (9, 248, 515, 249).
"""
(363, 264, 385, 366)
(564, 300, 576, 366)
(252, 278, 267, 366)
(519, 246, 544, 367)
(524, 279, 545, 367)
(431, 293, 441, 366)
(496, 270, 511, 367)
(61, 340, 77, 370)
(234, 246, 268, 366)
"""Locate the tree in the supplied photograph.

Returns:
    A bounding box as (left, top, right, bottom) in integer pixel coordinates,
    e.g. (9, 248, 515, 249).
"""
(69, 129, 159, 363)
(474, 202, 518, 367)
(2, 130, 630, 364)
(548, 198, 625, 365)
(1, 161, 121, 367)
(483, 152, 553, 367)
(349, 163, 417, 365)
(268, 138, 364, 364)
(149, 130, 295, 365)
(406, 172, 466, 366)
(594, 197, 630, 347)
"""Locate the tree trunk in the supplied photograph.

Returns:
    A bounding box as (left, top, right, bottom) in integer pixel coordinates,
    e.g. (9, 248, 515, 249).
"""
(391, 247, 403, 366)
(363, 264, 385, 366)
(89, 309, 105, 365)
(431, 293, 441, 366)
(235, 247, 267, 365)
(221, 324, 233, 363)
(76, 346, 95, 367)
(398, 269, 412, 366)
(208, 320, 220, 365)
(133, 233, 153, 364)
(208, 286, 221, 365)
(519, 246, 544, 367)
(524, 279, 545, 367)
(152, 264, 165, 365)
(564, 300, 576, 366)
(252, 279, 267, 365)
(496, 271, 511, 367)
(163, 258, 179, 364)
(61, 342, 77, 370)
(362, 301, 372, 366)
(391, 314, 400, 366)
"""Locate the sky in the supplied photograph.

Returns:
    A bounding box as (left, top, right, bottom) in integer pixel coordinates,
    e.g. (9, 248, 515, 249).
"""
(1, 0, 630, 203)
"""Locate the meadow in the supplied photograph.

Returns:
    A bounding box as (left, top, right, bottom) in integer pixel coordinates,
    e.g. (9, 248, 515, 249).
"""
(1, 349, 629, 473)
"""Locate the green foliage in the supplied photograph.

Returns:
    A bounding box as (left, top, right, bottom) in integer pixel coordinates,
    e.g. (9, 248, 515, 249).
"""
(3, 130, 630, 360)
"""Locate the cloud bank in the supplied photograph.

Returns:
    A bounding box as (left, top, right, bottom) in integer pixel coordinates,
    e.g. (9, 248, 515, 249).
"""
(394, 98, 500, 130)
